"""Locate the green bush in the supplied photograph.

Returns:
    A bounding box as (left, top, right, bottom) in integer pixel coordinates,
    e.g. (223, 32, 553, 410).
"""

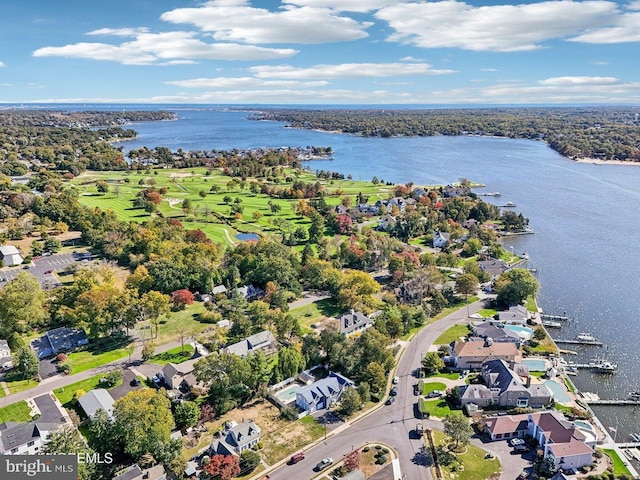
(376, 455, 387, 464)
(375, 445, 382, 450)
(363, 446, 370, 452)
(382, 447, 390, 454)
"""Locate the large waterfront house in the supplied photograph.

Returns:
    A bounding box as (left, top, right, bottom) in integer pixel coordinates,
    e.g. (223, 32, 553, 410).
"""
(0, 393, 71, 455)
(484, 410, 595, 472)
(209, 420, 261, 456)
(451, 338, 521, 370)
(296, 372, 354, 414)
(498, 305, 530, 325)
(471, 321, 523, 347)
(459, 359, 553, 410)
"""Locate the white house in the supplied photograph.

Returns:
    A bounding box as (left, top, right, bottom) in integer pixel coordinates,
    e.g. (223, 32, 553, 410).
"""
(0, 339, 12, 370)
(0, 245, 24, 266)
(78, 389, 115, 420)
(432, 231, 451, 248)
(209, 420, 261, 456)
(295, 372, 354, 414)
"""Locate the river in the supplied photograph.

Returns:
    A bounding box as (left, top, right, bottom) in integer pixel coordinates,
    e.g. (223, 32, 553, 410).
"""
(110, 106, 640, 442)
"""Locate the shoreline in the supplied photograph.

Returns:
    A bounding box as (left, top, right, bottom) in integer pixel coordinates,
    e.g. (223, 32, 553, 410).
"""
(573, 157, 640, 166)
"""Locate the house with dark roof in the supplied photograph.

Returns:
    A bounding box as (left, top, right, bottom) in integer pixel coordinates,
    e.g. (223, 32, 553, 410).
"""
(0, 393, 71, 455)
(296, 372, 354, 414)
(498, 305, 529, 325)
(223, 330, 277, 358)
(478, 258, 509, 279)
(451, 338, 521, 371)
(471, 321, 522, 346)
(338, 310, 374, 336)
(78, 389, 115, 420)
(209, 420, 261, 456)
(112, 464, 166, 480)
(162, 358, 201, 390)
(32, 326, 89, 359)
(477, 359, 552, 408)
(483, 410, 595, 471)
(0, 339, 12, 370)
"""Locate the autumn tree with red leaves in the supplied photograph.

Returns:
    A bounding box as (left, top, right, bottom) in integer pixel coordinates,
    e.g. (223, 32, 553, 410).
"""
(203, 454, 240, 480)
(171, 289, 195, 309)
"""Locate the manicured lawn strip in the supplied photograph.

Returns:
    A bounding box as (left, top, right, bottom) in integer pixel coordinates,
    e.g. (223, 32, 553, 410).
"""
(432, 430, 500, 480)
(149, 344, 195, 365)
(564, 377, 576, 393)
(0, 400, 33, 423)
(419, 381, 447, 395)
(477, 308, 497, 318)
(66, 343, 132, 374)
(424, 372, 461, 381)
(418, 398, 461, 419)
(3, 370, 40, 395)
(434, 324, 471, 345)
(525, 295, 538, 312)
(602, 449, 632, 477)
(53, 373, 107, 406)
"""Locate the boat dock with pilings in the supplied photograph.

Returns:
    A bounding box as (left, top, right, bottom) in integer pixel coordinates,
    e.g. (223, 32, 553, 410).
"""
(582, 399, 640, 406)
(555, 338, 604, 346)
(540, 313, 569, 321)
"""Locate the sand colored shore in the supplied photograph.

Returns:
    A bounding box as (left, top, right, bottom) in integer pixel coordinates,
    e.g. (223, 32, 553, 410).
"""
(574, 157, 640, 166)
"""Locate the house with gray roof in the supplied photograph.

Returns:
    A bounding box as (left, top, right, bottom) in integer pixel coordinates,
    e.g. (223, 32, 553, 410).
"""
(432, 231, 451, 248)
(478, 258, 509, 279)
(472, 321, 522, 346)
(459, 359, 552, 410)
(32, 326, 89, 359)
(296, 372, 354, 414)
(78, 389, 115, 420)
(162, 358, 201, 390)
(209, 420, 261, 456)
(0, 393, 71, 455)
(223, 330, 277, 358)
(338, 310, 374, 336)
(498, 305, 529, 325)
(112, 464, 166, 480)
(0, 339, 12, 370)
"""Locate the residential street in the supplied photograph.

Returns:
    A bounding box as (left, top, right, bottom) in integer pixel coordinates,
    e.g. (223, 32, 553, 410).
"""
(264, 299, 488, 480)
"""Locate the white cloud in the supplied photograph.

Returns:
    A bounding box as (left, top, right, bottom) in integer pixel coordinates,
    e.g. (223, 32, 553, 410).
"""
(249, 62, 455, 79)
(283, 0, 396, 12)
(569, 11, 640, 43)
(538, 76, 619, 86)
(161, 1, 372, 44)
(166, 77, 329, 88)
(87, 27, 149, 37)
(591, 60, 610, 65)
(33, 31, 297, 65)
(480, 68, 498, 72)
(376, 0, 619, 52)
(0, 61, 5, 67)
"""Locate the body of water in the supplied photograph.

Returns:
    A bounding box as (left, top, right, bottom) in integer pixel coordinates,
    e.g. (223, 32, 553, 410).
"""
(111, 106, 640, 441)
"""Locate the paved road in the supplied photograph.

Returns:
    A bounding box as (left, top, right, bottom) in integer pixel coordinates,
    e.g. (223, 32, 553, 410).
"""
(265, 299, 488, 480)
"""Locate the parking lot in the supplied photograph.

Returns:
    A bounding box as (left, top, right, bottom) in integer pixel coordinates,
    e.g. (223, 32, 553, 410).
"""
(0, 252, 95, 289)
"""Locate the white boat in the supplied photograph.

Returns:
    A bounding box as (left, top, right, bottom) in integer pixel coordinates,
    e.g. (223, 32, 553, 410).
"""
(542, 321, 562, 328)
(577, 332, 597, 342)
(593, 360, 617, 374)
(630, 433, 640, 442)
(628, 391, 640, 401)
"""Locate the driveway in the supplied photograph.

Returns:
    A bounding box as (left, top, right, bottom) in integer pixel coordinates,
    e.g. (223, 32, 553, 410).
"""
(110, 368, 144, 400)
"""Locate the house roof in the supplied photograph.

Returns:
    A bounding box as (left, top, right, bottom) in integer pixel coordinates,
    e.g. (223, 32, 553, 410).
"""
(211, 285, 227, 295)
(482, 359, 526, 396)
(460, 384, 493, 401)
(0, 245, 21, 256)
(45, 327, 89, 353)
(453, 339, 519, 359)
(78, 389, 115, 419)
(0, 423, 41, 453)
(338, 311, 373, 335)
(112, 464, 166, 480)
(483, 415, 529, 435)
(498, 305, 529, 322)
(224, 330, 276, 357)
(530, 411, 584, 444)
(297, 372, 354, 404)
(0, 339, 11, 359)
(163, 358, 200, 379)
(227, 420, 261, 449)
(473, 322, 521, 341)
(548, 438, 594, 458)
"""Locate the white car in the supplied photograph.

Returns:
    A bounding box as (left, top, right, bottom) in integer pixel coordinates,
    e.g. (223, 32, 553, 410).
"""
(316, 458, 333, 471)
(393, 376, 399, 384)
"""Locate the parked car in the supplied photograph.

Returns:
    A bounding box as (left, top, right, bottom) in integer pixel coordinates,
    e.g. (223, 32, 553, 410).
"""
(509, 438, 525, 447)
(392, 376, 399, 384)
(517, 470, 529, 480)
(390, 386, 398, 396)
(44, 270, 52, 274)
(315, 458, 333, 471)
(427, 390, 443, 398)
(130, 378, 141, 387)
(514, 445, 530, 453)
(152, 373, 164, 386)
(386, 396, 395, 405)
(289, 452, 305, 464)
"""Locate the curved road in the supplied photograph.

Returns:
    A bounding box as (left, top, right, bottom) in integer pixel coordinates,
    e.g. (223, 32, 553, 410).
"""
(265, 299, 486, 480)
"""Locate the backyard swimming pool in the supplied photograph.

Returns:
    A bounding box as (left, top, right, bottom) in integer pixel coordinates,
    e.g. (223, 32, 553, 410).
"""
(504, 324, 534, 339)
(544, 379, 572, 403)
(522, 358, 549, 372)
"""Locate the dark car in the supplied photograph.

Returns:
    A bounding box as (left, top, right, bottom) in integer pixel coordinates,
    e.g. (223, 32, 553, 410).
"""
(130, 378, 141, 387)
(514, 444, 530, 453)
(390, 386, 398, 396)
(44, 270, 53, 274)
(386, 396, 395, 405)
(315, 458, 333, 471)
(289, 452, 305, 464)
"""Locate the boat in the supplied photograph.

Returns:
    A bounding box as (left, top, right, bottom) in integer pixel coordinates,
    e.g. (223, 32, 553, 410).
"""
(593, 360, 617, 374)
(577, 332, 598, 342)
(631, 433, 640, 442)
(542, 320, 562, 328)
(503, 201, 516, 207)
(628, 391, 640, 401)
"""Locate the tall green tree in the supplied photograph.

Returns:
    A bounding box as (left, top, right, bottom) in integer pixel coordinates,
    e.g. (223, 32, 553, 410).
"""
(44, 425, 98, 480)
(113, 389, 176, 461)
(494, 268, 539, 306)
(422, 351, 444, 375)
(173, 401, 200, 429)
(443, 414, 473, 449)
(0, 272, 47, 336)
(14, 346, 39, 380)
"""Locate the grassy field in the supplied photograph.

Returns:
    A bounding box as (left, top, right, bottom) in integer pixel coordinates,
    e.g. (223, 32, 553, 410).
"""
(66, 344, 132, 374)
(289, 298, 342, 333)
(434, 324, 471, 345)
(602, 448, 633, 477)
(149, 302, 210, 345)
(2, 370, 40, 395)
(71, 168, 396, 247)
(418, 397, 461, 419)
(0, 400, 33, 423)
(419, 381, 447, 395)
(432, 430, 501, 480)
(53, 373, 122, 407)
(149, 344, 195, 365)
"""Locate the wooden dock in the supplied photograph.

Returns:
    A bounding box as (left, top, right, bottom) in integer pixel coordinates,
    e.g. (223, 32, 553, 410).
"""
(617, 442, 640, 448)
(542, 321, 562, 328)
(540, 313, 569, 321)
(583, 399, 640, 406)
(555, 339, 604, 346)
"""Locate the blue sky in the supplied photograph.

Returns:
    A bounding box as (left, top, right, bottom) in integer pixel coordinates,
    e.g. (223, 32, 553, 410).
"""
(1, 0, 640, 104)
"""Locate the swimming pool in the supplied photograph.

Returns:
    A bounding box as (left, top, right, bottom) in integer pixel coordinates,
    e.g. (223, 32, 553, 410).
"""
(274, 383, 302, 405)
(573, 420, 594, 431)
(544, 380, 572, 403)
(504, 324, 534, 339)
(522, 358, 549, 372)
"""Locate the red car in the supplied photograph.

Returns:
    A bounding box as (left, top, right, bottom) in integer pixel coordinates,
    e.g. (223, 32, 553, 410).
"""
(44, 270, 53, 274)
(290, 452, 305, 464)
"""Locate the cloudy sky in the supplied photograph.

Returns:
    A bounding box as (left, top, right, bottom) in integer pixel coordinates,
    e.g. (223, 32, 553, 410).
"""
(1, 0, 640, 104)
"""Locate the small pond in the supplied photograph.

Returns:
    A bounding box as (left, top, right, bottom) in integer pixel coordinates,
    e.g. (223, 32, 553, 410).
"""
(235, 233, 260, 241)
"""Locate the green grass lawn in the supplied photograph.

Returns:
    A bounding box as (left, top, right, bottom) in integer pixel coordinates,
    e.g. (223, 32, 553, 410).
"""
(2, 370, 40, 395)
(434, 324, 471, 345)
(418, 397, 461, 419)
(66, 344, 132, 375)
(432, 430, 500, 480)
(602, 449, 633, 477)
(53, 373, 123, 407)
(289, 298, 342, 333)
(419, 381, 447, 395)
(149, 344, 195, 365)
(477, 308, 498, 318)
(150, 302, 209, 345)
(0, 400, 33, 423)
